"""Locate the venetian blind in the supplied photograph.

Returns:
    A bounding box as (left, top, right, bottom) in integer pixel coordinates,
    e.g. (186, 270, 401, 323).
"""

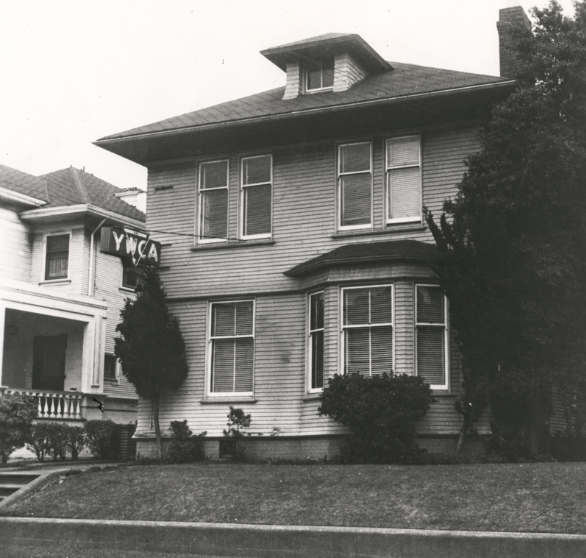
(243, 156, 271, 236)
(339, 143, 371, 227)
(200, 161, 228, 240)
(416, 286, 446, 387)
(387, 136, 421, 222)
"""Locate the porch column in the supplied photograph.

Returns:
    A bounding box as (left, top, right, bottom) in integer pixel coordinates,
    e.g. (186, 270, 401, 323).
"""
(0, 302, 5, 387)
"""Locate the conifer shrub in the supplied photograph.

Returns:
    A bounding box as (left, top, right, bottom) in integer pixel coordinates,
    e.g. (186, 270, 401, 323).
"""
(222, 407, 251, 462)
(84, 420, 118, 459)
(166, 420, 206, 463)
(318, 373, 435, 464)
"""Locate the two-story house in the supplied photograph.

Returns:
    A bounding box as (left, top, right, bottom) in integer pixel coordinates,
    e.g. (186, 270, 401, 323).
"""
(95, 9, 527, 459)
(0, 164, 145, 426)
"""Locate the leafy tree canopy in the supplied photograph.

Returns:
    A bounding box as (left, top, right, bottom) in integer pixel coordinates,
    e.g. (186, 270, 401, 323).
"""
(426, 1, 586, 450)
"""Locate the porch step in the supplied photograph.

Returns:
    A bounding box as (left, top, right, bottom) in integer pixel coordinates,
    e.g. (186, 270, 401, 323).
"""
(0, 473, 41, 502)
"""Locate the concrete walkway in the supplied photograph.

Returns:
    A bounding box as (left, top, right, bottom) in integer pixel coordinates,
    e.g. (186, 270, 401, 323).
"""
(0, 517, 585, 558)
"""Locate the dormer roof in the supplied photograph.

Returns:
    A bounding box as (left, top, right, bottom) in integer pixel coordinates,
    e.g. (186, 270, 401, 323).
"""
(261, 33, 392, 74)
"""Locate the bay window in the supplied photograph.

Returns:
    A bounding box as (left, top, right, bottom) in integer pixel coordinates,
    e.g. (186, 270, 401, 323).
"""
(209, 300, 255, 395)
(416, 285, 448, 389)
(342, 285, 393, 376)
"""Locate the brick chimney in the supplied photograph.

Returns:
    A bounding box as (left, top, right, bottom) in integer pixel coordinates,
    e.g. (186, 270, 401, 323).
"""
(497, 5, 532, 78)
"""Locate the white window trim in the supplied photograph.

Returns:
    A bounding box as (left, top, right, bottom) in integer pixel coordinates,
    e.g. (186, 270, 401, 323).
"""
(415, 284, 449, 391)
(385, 134, 422, 225)
(307, 291, 325, 394)
(206, 299, 256, 397)
(305, 61, 334, 93)
(197, 158, 230, 244)
(339, 284, 395, 376)
(338, 141, 373, 231)
(240, 154, 273, 240)
(42, 231, 72, 282)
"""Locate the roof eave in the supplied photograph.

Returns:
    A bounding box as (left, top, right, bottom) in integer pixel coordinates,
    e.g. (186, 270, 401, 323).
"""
(0, 186, 47, 208)
(20, 204, 146, 229)
(95, 79, 517, 149)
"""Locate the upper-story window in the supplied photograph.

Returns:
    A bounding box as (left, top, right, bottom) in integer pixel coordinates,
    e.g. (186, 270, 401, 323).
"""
(386, 135, 422, 224)
(306, 59, 334, 92)
(45, 234, 70, 280)
(104, 354, 118, 381)
(241, 155, 272, 239)
(199, 160, 229, 242)
(338, 142, 372, 230)
(341, 285, 393, 376)
(122, 263, 141, 290)
(416, 284, 448, 390)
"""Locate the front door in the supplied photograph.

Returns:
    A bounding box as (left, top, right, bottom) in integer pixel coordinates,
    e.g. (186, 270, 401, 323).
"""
(32, 335, 67, 391)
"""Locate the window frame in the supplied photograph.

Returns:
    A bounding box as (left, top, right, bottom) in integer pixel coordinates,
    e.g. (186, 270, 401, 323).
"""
(121, 260, 141, 291)
(197, 158, 230, 244)
(307, 291, 325, 393)
(415, 283, 449, 390)
(206, 299, 256, 397)
(337, 141, 373, 231)
(104, 353, 118, 382)
(43, 232, 71, 281)
(305, 60, 335, 92)
(239, 154, 273, 240)
(339, 284, 395, 376)
(385, 134, 423, 225)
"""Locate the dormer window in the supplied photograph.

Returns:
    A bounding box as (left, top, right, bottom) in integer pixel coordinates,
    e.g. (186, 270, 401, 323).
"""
(306, 59, 334, 92)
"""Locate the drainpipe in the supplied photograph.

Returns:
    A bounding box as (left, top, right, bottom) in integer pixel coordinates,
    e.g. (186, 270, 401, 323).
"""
(88, 218, 107, 297)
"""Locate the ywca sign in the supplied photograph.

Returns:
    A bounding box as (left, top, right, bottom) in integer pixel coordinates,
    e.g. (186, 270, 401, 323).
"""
(100, 226, 161, 267)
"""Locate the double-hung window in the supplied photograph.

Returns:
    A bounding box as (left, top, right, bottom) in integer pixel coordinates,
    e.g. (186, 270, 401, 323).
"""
(342, 286, 393, 376)
(241, 155, 272, 239)
(338, 142, 372, 229)
(104, 354, 117, 381)
(199, 160, 229, 242)
(209, 301, 254, 395)
(45, 234, 70, 280)
(306, 59, 334, 91)
(416, 285, 448, 390)
(386, 135, 422, 224)
(308, 292, 324, 391)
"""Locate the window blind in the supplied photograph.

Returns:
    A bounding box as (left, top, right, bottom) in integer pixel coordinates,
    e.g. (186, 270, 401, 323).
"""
(309, 292, 324, 390)
(386, 136, 421, 222)
(200, 161, 228, 241)
(343, 286, 393, 376)
(416, 285, 447, 388)
(242, 156, 272, 237)
(339, 143, 372, 228)
(210, 301, 254, 393)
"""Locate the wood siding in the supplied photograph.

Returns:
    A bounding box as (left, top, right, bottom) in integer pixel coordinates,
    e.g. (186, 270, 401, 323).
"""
(141, 124, 482, 439)
(0, 206, 32, 282)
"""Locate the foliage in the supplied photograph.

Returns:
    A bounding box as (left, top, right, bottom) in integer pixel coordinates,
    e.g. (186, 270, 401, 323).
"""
(425, 1, 586, 454)
(84, 420, 118, 459)
(115, 268, 189, 459)
(0, 393, 37, 464)
(318, 373, 435, 463)
(166, 420, 206, 463)
(46, 423, 69, 461)
(63, 425, 86, 461)
(222, 407, 251, 461)
(26, 423, 54, 462)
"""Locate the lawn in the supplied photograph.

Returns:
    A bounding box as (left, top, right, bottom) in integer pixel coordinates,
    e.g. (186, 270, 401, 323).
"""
(1, 462, 585, 533)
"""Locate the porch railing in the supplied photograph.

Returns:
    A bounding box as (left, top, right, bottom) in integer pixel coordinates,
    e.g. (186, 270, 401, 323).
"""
(5, 389, 83, 420)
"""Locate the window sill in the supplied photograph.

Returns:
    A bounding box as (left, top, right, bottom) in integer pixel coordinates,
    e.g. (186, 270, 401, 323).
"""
(191, 240, 275, 252)
(119, 287, 136, 294)
(39, 279, 71, 286)
(104, 378, 119, 384)
(200, 397, 257, 404)
(332, 224, 426, 239)
(302, 394, 322, 402)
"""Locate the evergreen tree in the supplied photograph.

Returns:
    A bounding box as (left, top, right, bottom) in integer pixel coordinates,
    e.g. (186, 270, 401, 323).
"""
(115, 268, 188, 458)
(426, 1, 586, 454)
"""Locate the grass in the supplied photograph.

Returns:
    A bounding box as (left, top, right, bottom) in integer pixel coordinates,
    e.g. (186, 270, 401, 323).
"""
(1, 462, 585, 533)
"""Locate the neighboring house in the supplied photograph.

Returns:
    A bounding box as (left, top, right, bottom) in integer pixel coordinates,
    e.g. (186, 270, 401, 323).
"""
(0, 164, 146, 425)
(94, 9, 527, 458)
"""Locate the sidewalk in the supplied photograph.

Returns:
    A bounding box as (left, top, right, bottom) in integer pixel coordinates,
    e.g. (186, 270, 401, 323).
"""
(1, 517, 585, 558)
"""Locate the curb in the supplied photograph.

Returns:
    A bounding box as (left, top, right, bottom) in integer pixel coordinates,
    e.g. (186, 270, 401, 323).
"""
(1, 518, 585, 557)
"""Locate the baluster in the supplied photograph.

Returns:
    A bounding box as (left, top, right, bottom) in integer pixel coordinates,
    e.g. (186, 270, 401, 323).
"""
(56, 394, 62, 418)
(74, 397, 81, 419)
(49, 395, 56, 418)
(63, 394, 70, 419)
(42, 395, 49, 418)
(37, 393, 43, 418)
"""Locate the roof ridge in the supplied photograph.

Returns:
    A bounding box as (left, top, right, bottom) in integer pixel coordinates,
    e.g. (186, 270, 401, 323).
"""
(69, 167, 91, 204)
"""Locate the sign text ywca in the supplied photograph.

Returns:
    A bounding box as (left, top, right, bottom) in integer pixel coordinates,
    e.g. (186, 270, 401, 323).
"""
(100, 226, 161, 267)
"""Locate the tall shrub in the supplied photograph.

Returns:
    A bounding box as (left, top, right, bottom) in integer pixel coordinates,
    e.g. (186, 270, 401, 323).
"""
(0, 393, 37, 463)
(319, 373, 434, 463)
